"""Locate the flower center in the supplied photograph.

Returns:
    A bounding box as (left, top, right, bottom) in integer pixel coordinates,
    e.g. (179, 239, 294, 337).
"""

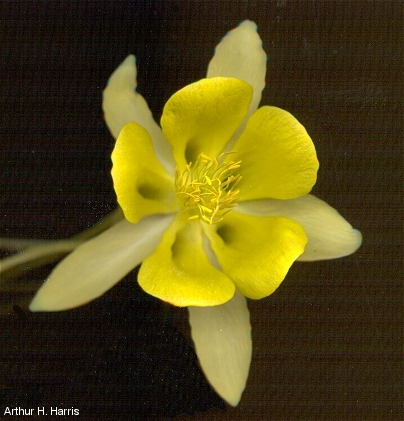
(175, 152, 241, 225)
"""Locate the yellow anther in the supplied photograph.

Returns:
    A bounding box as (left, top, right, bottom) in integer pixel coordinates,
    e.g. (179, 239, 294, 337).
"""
(199, 205, 213, 214)
(175, 152, 241, 225)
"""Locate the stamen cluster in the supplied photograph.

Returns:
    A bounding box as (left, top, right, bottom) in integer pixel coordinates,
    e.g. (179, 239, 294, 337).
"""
(175, 152, 241, 225)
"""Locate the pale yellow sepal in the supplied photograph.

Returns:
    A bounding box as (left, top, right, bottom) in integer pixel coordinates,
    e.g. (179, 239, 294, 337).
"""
(207, 20, 266, 152)
(103, 55, 174, 173)
(111, 121, 179, 224)
(205, 211, 308, 299)
(207, 21, 266, 118)
(161, 77, 253, 168)
(237, 194, 362, 261)
(29, 215, 174, 312)
(189, 290, 251, 407)
(234, 106, 319, 201)
(138, 215, 235, 307)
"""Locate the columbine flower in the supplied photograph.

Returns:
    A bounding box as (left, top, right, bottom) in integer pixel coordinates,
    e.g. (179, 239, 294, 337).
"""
(29, 21, 362, 406)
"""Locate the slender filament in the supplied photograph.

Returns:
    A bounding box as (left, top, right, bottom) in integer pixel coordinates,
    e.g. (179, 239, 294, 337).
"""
(175, 152, 241, 225)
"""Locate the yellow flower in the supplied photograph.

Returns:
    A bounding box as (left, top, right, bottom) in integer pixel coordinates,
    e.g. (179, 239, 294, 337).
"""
(111, 76, 316, 307)
(29, 21, 362, 406)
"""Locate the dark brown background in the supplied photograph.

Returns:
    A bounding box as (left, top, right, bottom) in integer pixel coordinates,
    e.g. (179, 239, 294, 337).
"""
(0, 1, 402, 419)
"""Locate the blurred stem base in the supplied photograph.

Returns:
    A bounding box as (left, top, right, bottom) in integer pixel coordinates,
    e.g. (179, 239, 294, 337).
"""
(0, 208, 123, 314)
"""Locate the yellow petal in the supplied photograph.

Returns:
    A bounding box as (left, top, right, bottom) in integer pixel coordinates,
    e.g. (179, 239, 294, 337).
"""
(138, 215, 235, 307)
(204, 211, 307, 299)
(233, 106, 319, 201)
(111, 121, 179, 223)
(161, 77, 252, 168)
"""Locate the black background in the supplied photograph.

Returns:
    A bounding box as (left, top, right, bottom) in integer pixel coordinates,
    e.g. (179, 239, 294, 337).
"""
(0, 1, 402, 420)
